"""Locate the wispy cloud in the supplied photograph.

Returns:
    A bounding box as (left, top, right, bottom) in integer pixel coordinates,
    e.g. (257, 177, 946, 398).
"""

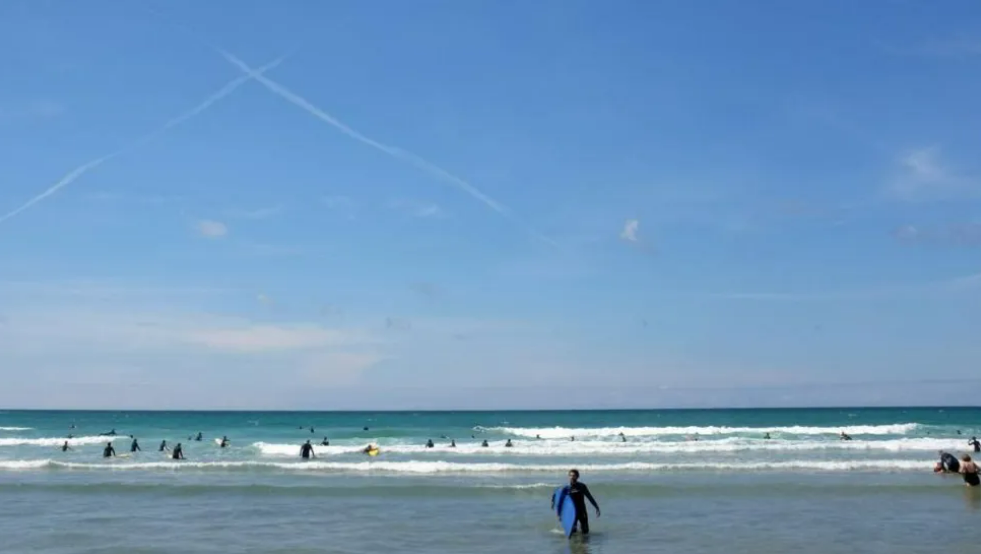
(409, 282, 443, 300)
(0, 56, 287, 226)
(886, 147, 980, 201)
(388, 198, 445, 218)
(620, 219, 640, 242)
(224, 205, 285, 220)
(196, 219, 228, 238)
(0, 100, 66, 120)
(256, 293, 274, 307)
(321, 195, 357, 219)
(893, 222, 981, 247)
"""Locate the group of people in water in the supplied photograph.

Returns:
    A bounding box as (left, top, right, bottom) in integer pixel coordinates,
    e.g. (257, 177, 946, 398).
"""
(934, 437, 981, 487)
(62, 430, 231, 461)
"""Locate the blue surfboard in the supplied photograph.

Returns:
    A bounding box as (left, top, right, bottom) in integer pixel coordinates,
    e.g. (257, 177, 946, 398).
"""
(553, 486, 577, 538)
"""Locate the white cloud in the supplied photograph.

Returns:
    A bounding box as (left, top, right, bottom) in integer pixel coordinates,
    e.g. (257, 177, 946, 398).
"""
(322, 196, 354, 209)
(196, 219, 228, 238)
(388, 198, 445, 218)
(0, 100, 65, 120)
(225, 205, 284, 220)
(185, 325, 361, 353)
(620, 219, 639, 242)
(888, 147, 979, 201)
(257, 293, 274, 307)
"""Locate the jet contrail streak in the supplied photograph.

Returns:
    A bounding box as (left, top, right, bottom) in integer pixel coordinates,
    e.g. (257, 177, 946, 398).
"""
(0, 56, 286, 226)
(217, 50, 560, 248)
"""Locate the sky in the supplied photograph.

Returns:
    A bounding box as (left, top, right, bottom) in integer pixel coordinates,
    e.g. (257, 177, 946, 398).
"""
(1, 0, 980, 410)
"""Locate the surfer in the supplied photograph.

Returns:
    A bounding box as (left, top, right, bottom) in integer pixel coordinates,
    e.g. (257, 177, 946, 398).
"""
(194, 432, 203, 442)
(505, 439, 513, 448)
(219, 436, 229, 448)
(935, 451, 960, 473)
(362, 444, 378, 455)
(159, 440, 169, 452)
(536, 434, 541, 439)
(621, 435, 627, 443)
(363, 426, 369, 431)
(481, 440, 489, 447)
(969, 437, 981, 453)
(103, 442, 116, 458)
(61, 441, 72, 452)
(100, 429, 117, 436)
(321, 437, 330, 446)
(130, 438, 141, 452)
(839, 431, 852, 441)
(426, 439, 435, 448)
(300, 440, 315, 459)
(310, 427, 315, 434)
(450, 439, 456, 448)
(172, 443, 185, 460)
(960, 455, 980, 487)
(764, 432, 771, 440)
(551, 469, 600, 535)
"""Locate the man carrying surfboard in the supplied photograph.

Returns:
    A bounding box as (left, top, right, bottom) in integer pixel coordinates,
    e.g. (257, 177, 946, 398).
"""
(551, 469, 600, 535)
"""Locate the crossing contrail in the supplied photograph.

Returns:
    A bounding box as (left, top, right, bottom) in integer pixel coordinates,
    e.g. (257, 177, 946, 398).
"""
(216, 50, 559, 248)
(0, 56, 287, 225)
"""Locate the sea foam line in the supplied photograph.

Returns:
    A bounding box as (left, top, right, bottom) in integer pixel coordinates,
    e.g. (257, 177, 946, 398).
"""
(486, 424, 921, 439)
(0, 427, 33, 431)
(0, 459, 928, 473)
(0, 436, 124, 447)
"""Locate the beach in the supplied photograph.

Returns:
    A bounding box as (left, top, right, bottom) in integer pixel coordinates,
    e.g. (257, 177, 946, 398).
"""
(2, 408, 980, 553)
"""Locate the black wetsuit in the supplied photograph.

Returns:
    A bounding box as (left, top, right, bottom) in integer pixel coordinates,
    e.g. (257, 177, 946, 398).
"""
(552, 482, 600, 534)
(300, 442, 315, 459)
(159, 441, 167, 452)
(131, 440, 140, 453)
(969, 439, 981, 453)
(941, 452, 961, 473)
(103, 445, 115, 458)
(172, 446, 184, 460)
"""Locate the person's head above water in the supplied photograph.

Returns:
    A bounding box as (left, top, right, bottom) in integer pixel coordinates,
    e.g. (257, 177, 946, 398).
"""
(963, 454, 973, 462)
(568, 469, 580, 484)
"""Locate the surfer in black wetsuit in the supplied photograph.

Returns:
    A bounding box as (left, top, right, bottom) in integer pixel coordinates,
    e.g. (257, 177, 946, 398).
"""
(481, 440, 489, 447)
(505, 439, 513, 448)
(130, 438, 141, 452)
(103, 442, 116, 458)
(219, 436, 229, 448)
(450, 439, 456, 448)
(159, 440, 168, 452)
(936, 451, 960, 473)
(839, 431, 852, 441)
(61, 441, 72, 452)
(300, 440, 315, 459)
(172, 443, 185, 460)
(551, 469, 600, 535)
(194, 432, 203, 442)
(969, 437, 981, 453)
(321, 437, 330, 446)
(426, 439, 434, 448)
(101, 429, 117, 436)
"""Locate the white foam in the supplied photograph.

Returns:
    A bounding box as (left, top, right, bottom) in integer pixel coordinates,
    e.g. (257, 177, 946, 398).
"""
(252, 436, 962, 457)
(0, 435, 123, 447)
(0, 459, 928, 473)
(0, 427, 33, 431)
(487, 423, 920, 439)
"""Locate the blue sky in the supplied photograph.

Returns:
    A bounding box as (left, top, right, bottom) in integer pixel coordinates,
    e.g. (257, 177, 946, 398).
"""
(1, 1, 980, 409)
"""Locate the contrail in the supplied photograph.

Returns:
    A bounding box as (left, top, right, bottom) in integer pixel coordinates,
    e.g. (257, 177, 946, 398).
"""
(0, 56, 286, 226)
(216, 50, 559, 248)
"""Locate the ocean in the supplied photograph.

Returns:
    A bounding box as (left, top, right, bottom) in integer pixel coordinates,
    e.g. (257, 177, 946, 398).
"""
(2, 408, 980, 553)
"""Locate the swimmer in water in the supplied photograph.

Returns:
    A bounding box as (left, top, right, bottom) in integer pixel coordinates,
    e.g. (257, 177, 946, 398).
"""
(839, 431, 853, 441)
(103, 442, 116, 458)
(764, 432, 771, 440)
(61, 441, 72, 452)
(969, 437, 981, 453)
(960, 455, 980, 487)
(936, 451, 961, 473)
(101, 429, 117, 437)
(194, 432, 203, 442)
(505, 439, 513, 448)
(450, 439, 456, 448)
(425, 439, 434, 448)
(159, 440, 169, 452)
(321, 437, 330, 446)
(481, 440, 489, 447)
(300, 440, 315, 459)
(172, 443, 185, 460)
(130, 438, 141, 452)
(219, 436, 229, 448)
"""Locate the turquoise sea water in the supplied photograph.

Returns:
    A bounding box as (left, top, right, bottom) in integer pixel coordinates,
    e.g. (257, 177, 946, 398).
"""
(2, 408, 981, 553)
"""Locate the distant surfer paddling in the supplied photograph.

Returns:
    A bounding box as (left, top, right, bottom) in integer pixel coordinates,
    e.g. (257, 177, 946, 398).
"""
(300, 440, 315, 460)
(551, 469, 600, 535)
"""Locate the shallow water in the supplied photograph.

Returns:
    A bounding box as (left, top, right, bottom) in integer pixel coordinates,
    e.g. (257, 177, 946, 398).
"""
(2, 408, 980, 553)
